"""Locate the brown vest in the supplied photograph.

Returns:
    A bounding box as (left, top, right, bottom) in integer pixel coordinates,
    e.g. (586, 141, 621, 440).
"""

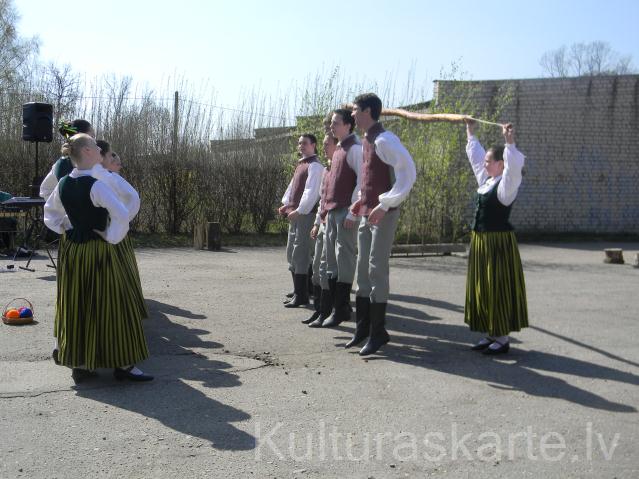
(283, 155, 320, 214)
(318, 170, 329, 223)
(360, 123, 393, 216)
(321, 134, 358, 219)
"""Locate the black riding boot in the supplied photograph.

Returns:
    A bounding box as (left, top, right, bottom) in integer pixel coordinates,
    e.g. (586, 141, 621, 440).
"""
(309, 279, 335, 327)
(284, 273, 309, 308)
(283, 270, 295, 303)
(321, 282, 352, 328)
(307, 264, 314, 297)
(302, 284, 323, 324)
(359, 302, 390, 356)
(345, 296, 371, 348)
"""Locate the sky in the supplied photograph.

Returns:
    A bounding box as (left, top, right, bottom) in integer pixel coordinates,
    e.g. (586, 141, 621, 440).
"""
(13, 0, 639, 112)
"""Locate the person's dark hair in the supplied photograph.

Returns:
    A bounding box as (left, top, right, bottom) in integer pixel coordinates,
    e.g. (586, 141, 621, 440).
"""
(488, 145, 505, 162)
(302, 133, 318, 154)
(353, 93, 382, 121)
(58, 119, 92, 138)
(96, 140, 110, 157)
(332, 108, 355, 133)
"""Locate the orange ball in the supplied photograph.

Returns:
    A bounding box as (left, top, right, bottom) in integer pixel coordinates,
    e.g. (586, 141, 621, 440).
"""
(5, 309, 20, 319)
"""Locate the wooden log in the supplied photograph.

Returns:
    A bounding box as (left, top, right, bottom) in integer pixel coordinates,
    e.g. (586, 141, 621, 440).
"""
(193, 221, 221, 250)
(391, 243, 466, 257)
(603, 248, 624, 264)
(193, 222, 206, 250)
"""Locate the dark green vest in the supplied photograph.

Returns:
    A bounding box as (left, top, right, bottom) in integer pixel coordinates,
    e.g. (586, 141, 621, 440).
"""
(54, 156, 74, 180)
(471, 179, 514, 232)
(58, 176, 108, 243)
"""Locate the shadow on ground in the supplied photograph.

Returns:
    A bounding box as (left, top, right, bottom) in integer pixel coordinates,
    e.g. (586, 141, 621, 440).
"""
(333, 293, 639, 413)
(74, 298, 255, 451)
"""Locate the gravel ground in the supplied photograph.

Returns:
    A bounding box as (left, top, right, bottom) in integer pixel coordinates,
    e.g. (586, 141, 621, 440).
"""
(0, 242, 638, 478)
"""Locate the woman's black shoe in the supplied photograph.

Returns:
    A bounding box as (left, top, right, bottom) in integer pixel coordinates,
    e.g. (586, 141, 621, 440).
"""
(71, 368, 98, 384)
(114, 366, 154, 382)
(52, 348, 60, 365)
(482, 342, 510, 355)
(471, 338, 494, 351)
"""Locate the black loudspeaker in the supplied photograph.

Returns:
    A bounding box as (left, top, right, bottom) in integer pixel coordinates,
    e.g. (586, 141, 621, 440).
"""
(22, 102, 53, 143)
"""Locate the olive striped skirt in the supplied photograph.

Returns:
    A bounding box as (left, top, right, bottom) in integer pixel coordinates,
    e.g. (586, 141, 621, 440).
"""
(464, 231, 529, 336)
(112, 235, 149, 319)
(54, 237, 149, 369)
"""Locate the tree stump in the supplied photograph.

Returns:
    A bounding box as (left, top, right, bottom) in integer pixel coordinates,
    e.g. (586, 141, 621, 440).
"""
(193, 223, 206, 250)
(603, 248, 624, 264)
(193, 221, 221, 251)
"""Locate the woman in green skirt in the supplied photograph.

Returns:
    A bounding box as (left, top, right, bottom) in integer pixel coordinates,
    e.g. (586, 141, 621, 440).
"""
(94, 140, 149, 319)
(464, 120, 528, 355)
(44, 133, 152, 383)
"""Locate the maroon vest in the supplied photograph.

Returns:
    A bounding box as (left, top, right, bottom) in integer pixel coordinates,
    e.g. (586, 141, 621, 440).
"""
(283, 155, 320, 214)
(360, 123, 393, 216)
(321, 135, 358, 218)
(318, 171, 329, 223)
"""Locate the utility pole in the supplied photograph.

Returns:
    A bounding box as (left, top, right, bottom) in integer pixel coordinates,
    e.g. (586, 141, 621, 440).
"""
(171, 91, 179, 233)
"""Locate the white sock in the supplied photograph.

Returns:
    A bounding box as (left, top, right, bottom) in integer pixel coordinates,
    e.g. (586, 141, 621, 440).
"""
(488, 335, 509, 350)
(53, 338, 58, 350)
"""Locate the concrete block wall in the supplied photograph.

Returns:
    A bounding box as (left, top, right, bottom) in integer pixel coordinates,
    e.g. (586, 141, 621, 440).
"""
(435, 75, 639, 234)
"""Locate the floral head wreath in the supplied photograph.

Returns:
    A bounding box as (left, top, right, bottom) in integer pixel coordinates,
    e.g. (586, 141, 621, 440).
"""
(58, 120, 78, 139)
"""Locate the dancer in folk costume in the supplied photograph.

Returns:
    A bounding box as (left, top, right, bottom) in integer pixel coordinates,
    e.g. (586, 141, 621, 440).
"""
(278, 134, 323, 308)
(44, 134, 152, 383)
(40, 119, 94, 200)
(94, 140, 149, 319)
(348, 93, 416, 355)
(303, 133, 337, 324)
(464, 120, 528, 354)
(42, 120, 95, 364)
(309, 108, 363, 328)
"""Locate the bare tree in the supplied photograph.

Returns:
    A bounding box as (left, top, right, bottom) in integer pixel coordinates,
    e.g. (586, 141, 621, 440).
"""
(541, 41, 636, 77)
(0, 0, 39, 89)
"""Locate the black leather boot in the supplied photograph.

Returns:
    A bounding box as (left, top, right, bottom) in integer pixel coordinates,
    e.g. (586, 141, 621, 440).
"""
(283, 270, 295, 303)
(302, 284, 323, 324)
(307, 264, 314, 297)
(345, 296, 371, 348)
(308, 282, 334, 327)
(284, 274, 309, 308)
(359, 302, 390, 356)
(321, 282, 352, 328)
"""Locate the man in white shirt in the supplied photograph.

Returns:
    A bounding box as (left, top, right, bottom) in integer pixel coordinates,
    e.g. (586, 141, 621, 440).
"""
(278, 134, 323, 308)
(348, 93, 417, 355)
(309, 108, 362, 328)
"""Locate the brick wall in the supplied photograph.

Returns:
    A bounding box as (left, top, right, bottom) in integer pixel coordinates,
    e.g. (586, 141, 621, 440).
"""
(435, 75, 639, 234)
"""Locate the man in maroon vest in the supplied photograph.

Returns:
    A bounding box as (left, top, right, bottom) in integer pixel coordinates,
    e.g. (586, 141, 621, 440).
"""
(302, 133, 337, 325)
(348, 93, 417, 355)
(278, 134, 323, 307)
(309, 108, 363, 328)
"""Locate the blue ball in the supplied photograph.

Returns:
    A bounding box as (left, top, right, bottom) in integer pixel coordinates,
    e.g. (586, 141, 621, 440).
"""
(19, 308, 32, 318)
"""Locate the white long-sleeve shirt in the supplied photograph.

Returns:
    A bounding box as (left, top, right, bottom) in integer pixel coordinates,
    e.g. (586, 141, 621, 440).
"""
(466, 135, 525, 206)
(374, 131, 417, 211)
(44, 168, 130, 244)
(281, 157, 323, 215)
(91, 164, 140, 221)
(39, 163, 62, 200)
